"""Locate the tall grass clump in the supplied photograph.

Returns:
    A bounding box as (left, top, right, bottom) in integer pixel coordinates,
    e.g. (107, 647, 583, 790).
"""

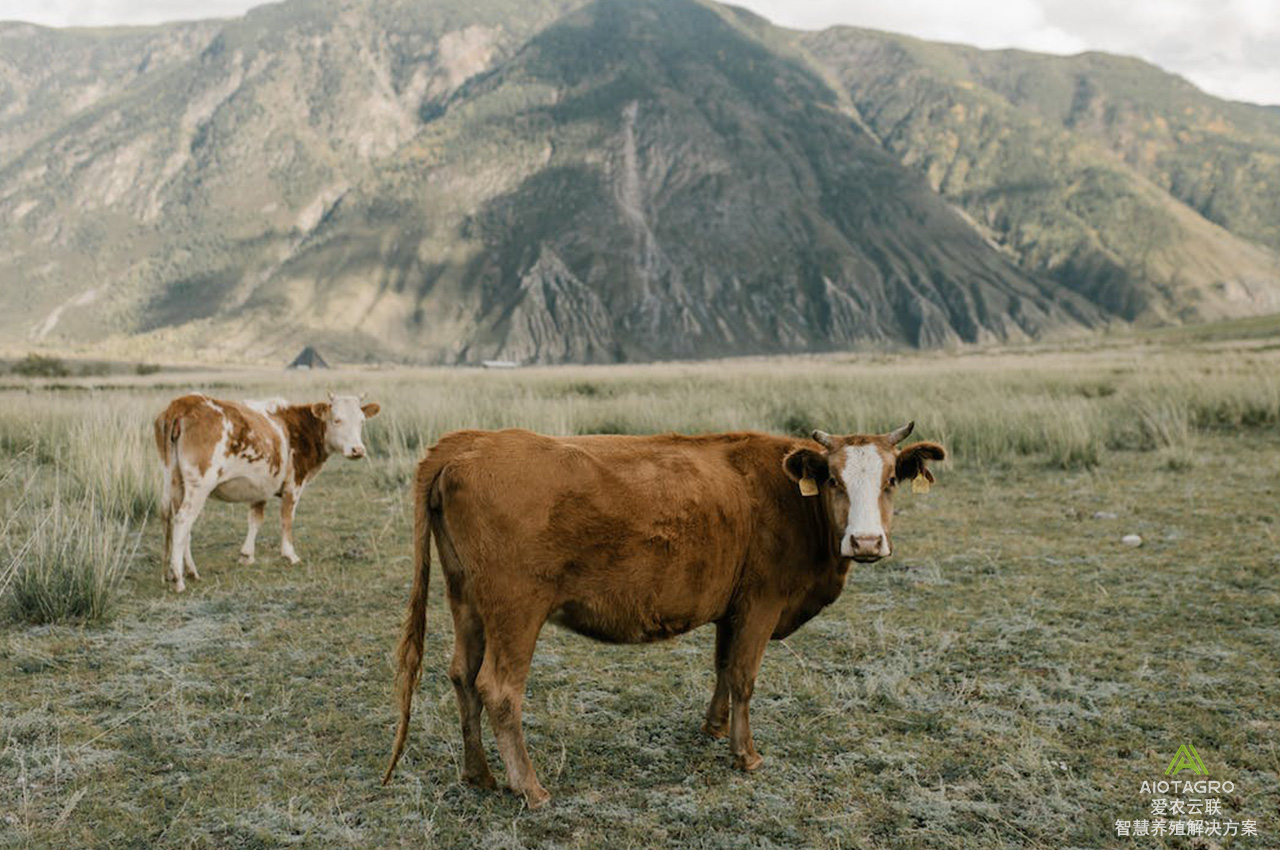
(2, 482, 141, 625)
(1131, 390, 1195, 452)
(1029, 398, 1104, 469)
(1185, 370, 1280, 430)
(63, 405, 159, 521)
(366, 412, 429, 489)
(0, 395, 160, 521)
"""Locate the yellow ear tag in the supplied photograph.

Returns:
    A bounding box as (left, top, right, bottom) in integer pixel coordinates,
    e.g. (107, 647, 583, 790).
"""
(911, 474, 931, 494)
(799, 477, 818, 497)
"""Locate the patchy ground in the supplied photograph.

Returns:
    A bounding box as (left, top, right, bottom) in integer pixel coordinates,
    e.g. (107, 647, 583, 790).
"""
(3, 421, 1277, 849)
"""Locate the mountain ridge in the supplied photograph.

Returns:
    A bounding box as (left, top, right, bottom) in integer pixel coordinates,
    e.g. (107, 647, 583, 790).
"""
(1, 0, 1277, 363)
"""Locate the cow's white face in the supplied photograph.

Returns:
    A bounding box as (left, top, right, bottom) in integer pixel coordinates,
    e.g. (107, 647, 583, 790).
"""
(315, 394, 381, 459)
(834, 443, 895, 560)
(783, 423, 945, 563)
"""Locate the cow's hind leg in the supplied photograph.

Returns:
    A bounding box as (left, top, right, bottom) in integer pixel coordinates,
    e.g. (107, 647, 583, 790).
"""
(183, 536, 201, 582)
(475, 611, 549, 808)
(160, 461, 181, 584)
(160, 497, 175, 584)
(437, 520, 498, 790)
(239, 501, 266, 565)
(702, 618, 732, 738)
(447, 597, 496, 789)
(168, 485, 210, 593)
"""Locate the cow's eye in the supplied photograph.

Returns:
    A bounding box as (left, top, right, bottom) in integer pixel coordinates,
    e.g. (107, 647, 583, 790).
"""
(887, 476, 897, 488)
(334, 418, 343, 426)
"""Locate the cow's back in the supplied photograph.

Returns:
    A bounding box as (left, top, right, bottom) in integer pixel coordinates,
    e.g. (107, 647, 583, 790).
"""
(155, 394, 287, 492)
(427, 429, 789, 643)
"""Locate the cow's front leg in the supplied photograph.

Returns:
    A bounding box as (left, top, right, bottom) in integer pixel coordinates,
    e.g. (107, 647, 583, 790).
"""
(280, 490, 301, 564)
(239, 501, 266, 564)
(723, 606, 780, 772)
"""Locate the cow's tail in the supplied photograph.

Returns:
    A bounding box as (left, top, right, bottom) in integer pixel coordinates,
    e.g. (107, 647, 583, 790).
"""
(383, 446, 449, 785)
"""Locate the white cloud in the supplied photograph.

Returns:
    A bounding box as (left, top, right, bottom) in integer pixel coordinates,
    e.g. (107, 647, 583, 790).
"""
(735, 0, 1280, 104)
(2, 0, 1277, 104)
(1, 0, 261, 27)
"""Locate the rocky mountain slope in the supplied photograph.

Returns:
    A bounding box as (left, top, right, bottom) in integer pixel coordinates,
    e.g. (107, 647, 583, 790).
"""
(1, 0, 1277, 363)
(804, 28, 1280, 323)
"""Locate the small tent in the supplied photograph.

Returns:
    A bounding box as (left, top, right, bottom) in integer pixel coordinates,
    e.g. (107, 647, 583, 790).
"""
(287, 346, 329, 370)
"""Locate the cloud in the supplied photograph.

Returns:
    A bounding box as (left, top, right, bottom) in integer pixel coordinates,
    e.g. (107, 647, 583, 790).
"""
(3, 0, 1277, 104)
(735, 0, 1280, 104)
(2, 0, 259, 27)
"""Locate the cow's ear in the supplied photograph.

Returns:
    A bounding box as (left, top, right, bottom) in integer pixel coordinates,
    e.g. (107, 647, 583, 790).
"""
(896, 441, 946, 485)
(361, 402, 381, 419)
(783, 447, 828, 485)
(311, 402, 331, 419)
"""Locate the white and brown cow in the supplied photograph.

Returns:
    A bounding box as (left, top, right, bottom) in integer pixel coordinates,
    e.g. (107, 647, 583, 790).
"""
(153, 392, 380, 592)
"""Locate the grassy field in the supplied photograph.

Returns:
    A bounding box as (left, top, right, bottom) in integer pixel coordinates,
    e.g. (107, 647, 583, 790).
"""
(2, 336, 1279, 849)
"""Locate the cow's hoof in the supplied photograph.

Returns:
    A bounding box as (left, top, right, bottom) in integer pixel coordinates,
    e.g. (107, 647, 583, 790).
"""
(701, 720, 729, 739)
(283, 554, 301, 565)
(463, 770, 498, 791)
(734, 752, 764, 772)
(172, 582, 186, 594)
(238, 553, 255, 565)
(522, 786, 551, 810)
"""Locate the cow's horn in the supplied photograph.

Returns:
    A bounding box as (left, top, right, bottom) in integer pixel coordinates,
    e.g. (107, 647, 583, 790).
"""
(811, 430, 834, 449)
(886, 421, 914, 446)
(327, 387, 335, 402)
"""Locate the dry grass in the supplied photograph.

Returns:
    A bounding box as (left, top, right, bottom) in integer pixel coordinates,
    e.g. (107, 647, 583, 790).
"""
(1, 333, 1278, 848)
(1, 455, 143, 626)
(1, 491, 139, 626)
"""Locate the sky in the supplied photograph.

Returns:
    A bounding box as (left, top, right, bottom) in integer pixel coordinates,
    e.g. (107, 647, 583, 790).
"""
(4, 0, 1278, 106)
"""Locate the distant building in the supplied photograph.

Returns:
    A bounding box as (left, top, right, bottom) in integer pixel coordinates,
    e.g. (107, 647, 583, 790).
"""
(287, 346, 329, 370)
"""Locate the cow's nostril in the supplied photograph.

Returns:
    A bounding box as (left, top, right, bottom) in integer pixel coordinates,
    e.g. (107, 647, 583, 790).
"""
(852, 535, 882, 553)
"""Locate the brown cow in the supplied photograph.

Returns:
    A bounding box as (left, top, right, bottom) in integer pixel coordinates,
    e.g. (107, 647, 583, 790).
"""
(383, 423, 946, 807)
(153, 392, 380, 592)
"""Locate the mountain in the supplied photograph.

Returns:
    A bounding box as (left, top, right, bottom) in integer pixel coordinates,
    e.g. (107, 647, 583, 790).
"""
(0, 0, 586, 358)
(803, 28, 1280, 322)
(1, 0, 1278, 363)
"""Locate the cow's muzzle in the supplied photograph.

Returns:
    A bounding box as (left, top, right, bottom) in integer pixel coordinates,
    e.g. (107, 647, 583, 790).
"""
(847, 534, 888, 562)
(345, 446, 366, 459)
